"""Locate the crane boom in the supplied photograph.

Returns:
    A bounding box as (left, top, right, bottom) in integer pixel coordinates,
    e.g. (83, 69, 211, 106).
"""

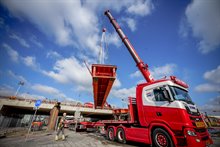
(104, 10, 154, 83)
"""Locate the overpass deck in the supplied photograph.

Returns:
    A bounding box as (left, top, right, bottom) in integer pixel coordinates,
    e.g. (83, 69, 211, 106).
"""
(0, 97, 113, 115)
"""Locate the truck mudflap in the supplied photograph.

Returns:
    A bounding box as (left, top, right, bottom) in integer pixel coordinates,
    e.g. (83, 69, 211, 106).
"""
(184, 128, 213, 147)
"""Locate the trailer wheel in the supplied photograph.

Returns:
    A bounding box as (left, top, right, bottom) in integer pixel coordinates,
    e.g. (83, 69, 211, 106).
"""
(107, 128, 115, 141)
(152, 128, 174, 147)
(116, 128, 126, 144)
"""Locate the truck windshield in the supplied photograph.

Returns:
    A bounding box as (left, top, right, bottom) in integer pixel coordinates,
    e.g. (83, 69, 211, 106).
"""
(170, 86, 194, 105)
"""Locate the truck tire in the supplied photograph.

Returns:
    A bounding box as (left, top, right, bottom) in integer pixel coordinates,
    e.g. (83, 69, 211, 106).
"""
(152, 128, 174, 147)
(107, 128, 115, 141)
(116, 128, 126, 144)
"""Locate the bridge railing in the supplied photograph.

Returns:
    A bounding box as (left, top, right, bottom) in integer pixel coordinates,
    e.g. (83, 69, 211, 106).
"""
(0, 95, 113, 110)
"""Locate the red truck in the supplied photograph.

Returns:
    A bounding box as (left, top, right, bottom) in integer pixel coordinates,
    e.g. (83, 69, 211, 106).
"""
(96, 10, 213, 147)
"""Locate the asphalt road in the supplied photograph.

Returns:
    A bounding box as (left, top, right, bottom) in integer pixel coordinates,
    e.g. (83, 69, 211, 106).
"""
(0, 129, 219, 147)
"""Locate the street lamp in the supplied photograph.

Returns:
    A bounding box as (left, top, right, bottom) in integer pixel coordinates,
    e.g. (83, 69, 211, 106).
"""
(14, 81, 24, 97)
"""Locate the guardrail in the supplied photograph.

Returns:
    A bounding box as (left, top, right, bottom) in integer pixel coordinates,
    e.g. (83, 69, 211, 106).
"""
(0, 95, 113, 110)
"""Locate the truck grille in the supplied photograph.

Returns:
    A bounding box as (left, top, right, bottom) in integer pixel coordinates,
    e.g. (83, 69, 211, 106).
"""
(195, 128, 206, 133)
(189, 116, 202, 121)
(189, 115, 205, 128)
(189, 111, 200, 116)
(189, 115, 208, 136)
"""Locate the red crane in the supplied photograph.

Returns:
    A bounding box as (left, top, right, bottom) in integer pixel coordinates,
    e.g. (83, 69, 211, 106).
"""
(78, 10, 213, 147)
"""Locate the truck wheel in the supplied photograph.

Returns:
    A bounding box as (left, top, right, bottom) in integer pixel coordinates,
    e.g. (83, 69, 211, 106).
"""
(116, 128, 126, 144)
(107, 128, 115, 141)
(152, 128, 174, 147)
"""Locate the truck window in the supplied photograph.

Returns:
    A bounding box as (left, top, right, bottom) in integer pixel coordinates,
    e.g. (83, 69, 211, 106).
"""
(170, 86, 194, 104)
(153, 88, 167, 101)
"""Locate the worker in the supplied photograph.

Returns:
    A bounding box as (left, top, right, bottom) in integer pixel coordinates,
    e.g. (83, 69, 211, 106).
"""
(55, 112, 67, 141)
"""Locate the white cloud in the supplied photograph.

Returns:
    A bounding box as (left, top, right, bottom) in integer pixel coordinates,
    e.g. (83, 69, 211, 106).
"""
(111, 86, 136, 100)
(1, 0, 99, 56)
(9, 33, 30, 48)
(185, 0, 220, 53)
(1, 0, 155, 102)
(0, 84, 14, 96)
(179, 17, 189, 38)
(3, 43, 19, 63)
(0, 17, 10, 30)
(77, 54, 96, 65)
(8, 70, 27, 84)
(42, 57, 92, 91)
(199, 96, 220, 116)
(22, 56, 38, 69)
(114, 78, 122, 88)
(204, 66, 220, 84)
(0, 17, 4, 26)
(126, 0, 154, 16)
(136, 79, 146, 84)
(31, 84, 66, 98)
(151, 64, 176, 79)
(19, 92, 45, 100)
(130, 70, 141, 78)
(107, 32, 121, 48)
(195, 66, 220, 93)
(83, 0, 153, 16)
(3, 43, 41, 71)
(1, 0, 154, 59)
(42, 56, 121, 94)
(122, 17, 136, 32)
(0, 84, 47, 100)
(130, 63, 176, 79)
(30, 35, 43, 48)
(46, 51, 62, 59)
(195, 83, 220, 93)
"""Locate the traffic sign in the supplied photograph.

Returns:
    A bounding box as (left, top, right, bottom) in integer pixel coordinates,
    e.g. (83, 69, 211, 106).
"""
(35, 99, 42, 107)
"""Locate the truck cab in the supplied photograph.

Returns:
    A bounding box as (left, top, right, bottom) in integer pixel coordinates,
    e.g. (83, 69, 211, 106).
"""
(136, 76, 213, 146)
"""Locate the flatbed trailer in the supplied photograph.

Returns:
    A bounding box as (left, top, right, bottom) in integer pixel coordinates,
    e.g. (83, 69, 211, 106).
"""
(78, 97, 137, 130)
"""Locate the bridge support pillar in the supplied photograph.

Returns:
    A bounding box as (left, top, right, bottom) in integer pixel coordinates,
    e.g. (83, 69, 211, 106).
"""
(47, 102, 60, 131)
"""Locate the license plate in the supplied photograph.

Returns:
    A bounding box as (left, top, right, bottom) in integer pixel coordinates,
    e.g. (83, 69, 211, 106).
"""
(195, 122, 206, 128)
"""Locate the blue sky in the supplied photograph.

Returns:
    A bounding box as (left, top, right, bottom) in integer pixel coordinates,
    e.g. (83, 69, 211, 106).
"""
(0, 0, 220, 115)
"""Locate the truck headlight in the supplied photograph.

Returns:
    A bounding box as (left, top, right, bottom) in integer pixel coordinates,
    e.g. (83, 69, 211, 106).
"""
(187, 130, 197, 136)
